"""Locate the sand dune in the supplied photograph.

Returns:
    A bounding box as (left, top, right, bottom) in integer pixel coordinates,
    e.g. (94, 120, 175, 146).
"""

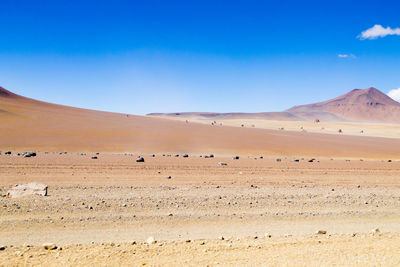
(1, 86, 400, 159)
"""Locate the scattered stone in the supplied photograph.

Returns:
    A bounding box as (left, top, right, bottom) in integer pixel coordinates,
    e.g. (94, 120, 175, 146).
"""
(182, 154, 189, 158)
(91, 156, 98, 159)
(232, 156, 239, 160)
(146, 236, 156, 244)
(168, 213, 173, 216)
(7, 182, 48, 198)
(218, 162, 227, 166)
(265, 233, 272, 238)
(42, 243, 57, 250)
(23, 152, 37, 158)
(5, 151, 11, 155)
(316, 230, 327, 235)
(136, 157, 145, 163)
(371, 228, 380, 234)
(167, 176, 172, 179)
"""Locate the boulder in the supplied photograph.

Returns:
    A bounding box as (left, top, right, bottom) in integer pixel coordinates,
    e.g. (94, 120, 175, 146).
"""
(182, 154, 189, 158)
(315, 230, 327, 235)
(232, 156, 240, 160)
(7, 182, 48, 198)
(136, 157, 145, 163)
(23, 152, 36, 158)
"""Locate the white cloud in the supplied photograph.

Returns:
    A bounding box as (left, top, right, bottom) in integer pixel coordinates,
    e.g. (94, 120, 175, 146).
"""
(338, 53, 356, 58)
(387, 88, 400, 102)
(359, 24, 400, 40)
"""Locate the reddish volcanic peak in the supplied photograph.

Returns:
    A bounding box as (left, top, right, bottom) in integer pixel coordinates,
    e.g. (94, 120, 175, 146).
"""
(288, 87, 400, 110)
(326, 87, 400, 106)
(287, 87, 400, 123)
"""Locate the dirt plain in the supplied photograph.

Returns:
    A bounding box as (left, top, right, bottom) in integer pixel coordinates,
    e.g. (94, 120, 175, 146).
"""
(1, 86, 400, 266)
(1, 152, 400, 266)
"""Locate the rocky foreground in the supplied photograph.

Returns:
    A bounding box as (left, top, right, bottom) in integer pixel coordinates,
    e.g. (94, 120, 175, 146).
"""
(1, 233, 400, 266)
(1, 152, 400, 266)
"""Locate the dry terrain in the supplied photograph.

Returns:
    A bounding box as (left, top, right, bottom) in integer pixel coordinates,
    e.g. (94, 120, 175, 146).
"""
(1, 86, 400, 266)
(1, 153, 400, 266)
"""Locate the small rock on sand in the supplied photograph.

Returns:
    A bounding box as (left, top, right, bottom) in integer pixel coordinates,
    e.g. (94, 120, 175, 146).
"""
(136, 157, 145, 163)
(316, 230, 327, 235)
(371, 228, 380, 234)
(146, 236, 156, 244)
(0, 246, 6, 251)
(218, 162, 227, 166)
(42, 243, 57, 250)
(7, 182, 48, 198)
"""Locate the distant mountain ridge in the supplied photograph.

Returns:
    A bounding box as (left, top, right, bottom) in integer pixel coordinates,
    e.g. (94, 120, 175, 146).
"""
(287, 87, 400, 123)
(150, 87, 400, 123)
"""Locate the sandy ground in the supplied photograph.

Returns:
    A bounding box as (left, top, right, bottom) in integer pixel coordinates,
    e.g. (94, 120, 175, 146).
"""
(1, 153, 400, 266)
(153, 116, 400, 139)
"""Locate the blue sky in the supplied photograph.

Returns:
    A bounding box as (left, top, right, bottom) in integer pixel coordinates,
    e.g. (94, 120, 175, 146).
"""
(1, 0, 400, 114)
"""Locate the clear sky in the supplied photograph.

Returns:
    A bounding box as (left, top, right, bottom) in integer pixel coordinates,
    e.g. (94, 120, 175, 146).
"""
(1, 0, 400, 114)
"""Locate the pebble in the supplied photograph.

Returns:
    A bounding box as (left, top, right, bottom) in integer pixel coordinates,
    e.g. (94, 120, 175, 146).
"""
(42, 243, 57, 250)
(146, 236, 156, 244)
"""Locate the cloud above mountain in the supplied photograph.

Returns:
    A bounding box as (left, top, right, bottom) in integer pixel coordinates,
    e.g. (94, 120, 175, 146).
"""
(387, 88, 400, 102)
(359, 25, 400, 40)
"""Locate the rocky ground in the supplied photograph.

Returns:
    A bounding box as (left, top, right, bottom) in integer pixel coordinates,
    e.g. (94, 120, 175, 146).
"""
(1, 152, 400, 266)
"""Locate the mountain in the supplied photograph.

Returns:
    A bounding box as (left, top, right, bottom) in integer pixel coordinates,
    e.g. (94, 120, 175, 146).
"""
(151, 87, 400, 123)
(287, 87, 400, 123)
(1, 85, 399, 159)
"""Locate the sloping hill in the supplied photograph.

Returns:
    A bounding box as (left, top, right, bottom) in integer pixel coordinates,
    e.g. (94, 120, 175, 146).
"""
(1, 86, 399, 159)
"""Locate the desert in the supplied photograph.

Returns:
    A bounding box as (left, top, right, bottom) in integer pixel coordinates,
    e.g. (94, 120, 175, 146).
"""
(1, 85, 400, 266)
(2, 2, 400, 265)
